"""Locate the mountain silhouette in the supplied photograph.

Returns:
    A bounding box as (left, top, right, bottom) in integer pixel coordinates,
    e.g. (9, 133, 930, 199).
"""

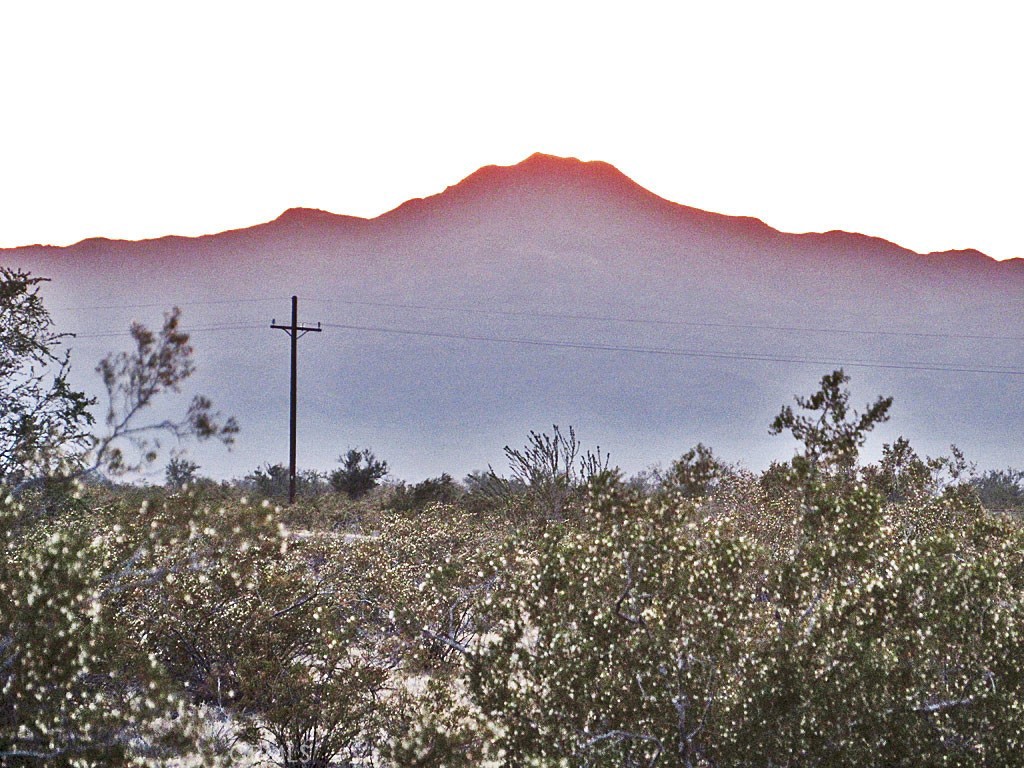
(3, 154, 1022, 481)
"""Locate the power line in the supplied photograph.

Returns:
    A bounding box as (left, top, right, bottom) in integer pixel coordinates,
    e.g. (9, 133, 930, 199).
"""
(50, 292, 1024, 344)
(69, 323, 266, 340)
(319, 320, 1024, 376)
(55, 304, 1024, 375)
(305, 296, 1024, 342)
(53, 296, 292, 312)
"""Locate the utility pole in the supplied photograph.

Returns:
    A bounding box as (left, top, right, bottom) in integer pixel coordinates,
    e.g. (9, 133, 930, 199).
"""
(271, 296, 322, 504)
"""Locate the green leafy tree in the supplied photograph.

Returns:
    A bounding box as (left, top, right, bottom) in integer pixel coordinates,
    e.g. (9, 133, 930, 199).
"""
(769, 368, 892, 493)
(164, 456, 201, 490)
(387, 472, 463, 513)
(246, 463, 328, 500)
(330, 448, 388, 499)
(0, 269, 95, 486)
(972, 467, 1024, 512)
(656, 442, 729, 499)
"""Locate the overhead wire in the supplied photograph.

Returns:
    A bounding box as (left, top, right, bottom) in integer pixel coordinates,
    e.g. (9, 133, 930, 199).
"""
(70, 323, 267, 340)
(318, 320, 1024, 376)
(53, 296, 292, 312)
(48, 293, 1022, 343)
(303, 295, 1024, 343)
(50, 295, 1024, 375)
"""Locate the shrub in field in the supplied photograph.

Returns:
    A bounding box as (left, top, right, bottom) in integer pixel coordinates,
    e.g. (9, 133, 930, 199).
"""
(344, 503, 512, 669)
(971, 467, 1024, 513)
(110, 493, 396, 766)
(387, 473, 464, 513)
(461, 469, 530, 518)
(655, 442, 731, 500)
(480, 425, 613, 522)
(448, 372, 1024, 766)
(330, 449, 388, 500)
(457, 478, 1024, 766)
(465, 494, 760, 766)
(860, 436, 933, 503)
(6, 335, 1024, 768)
(244, 463, 329, 500)
(0, 489, 197, 765)
(721, 485, 1024, 765)
(381, 679, 484, 768)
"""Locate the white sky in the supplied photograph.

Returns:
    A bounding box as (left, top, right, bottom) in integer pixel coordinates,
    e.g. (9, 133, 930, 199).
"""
(1, 1, 1021, 259)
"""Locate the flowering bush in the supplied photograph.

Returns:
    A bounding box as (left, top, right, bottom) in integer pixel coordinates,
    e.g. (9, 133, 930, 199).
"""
(2, 365, 1023, 766)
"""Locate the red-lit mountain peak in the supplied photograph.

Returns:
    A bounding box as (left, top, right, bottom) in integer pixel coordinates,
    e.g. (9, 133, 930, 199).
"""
(440, 152, 659, 203)
(372, 152, 715, 235)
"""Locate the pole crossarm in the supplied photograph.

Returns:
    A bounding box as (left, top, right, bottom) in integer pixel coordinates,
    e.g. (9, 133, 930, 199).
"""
(270, 323, 323, 335)
(270, 295, 322, 504)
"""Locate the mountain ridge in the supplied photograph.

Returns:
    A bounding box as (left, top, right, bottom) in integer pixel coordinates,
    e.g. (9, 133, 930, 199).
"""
(2, 153, 1018, 270)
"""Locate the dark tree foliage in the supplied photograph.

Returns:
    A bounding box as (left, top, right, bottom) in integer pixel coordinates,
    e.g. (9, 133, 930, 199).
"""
(330, 448, 388, 499)
(657, 442, 729, 499)
(0, 269, 95, 485)
(164, 456, 201, 490)
(94, 307, 239, 475)
(972, 468, 1024, 513)
(246, 463, 328, 500)
(861, 436, 932, 502)
(770, 368, 892, 492)
(388, 473, 463, 513)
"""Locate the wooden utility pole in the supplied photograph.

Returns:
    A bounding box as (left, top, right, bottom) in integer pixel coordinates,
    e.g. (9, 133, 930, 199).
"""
(271, 296, 321, 503)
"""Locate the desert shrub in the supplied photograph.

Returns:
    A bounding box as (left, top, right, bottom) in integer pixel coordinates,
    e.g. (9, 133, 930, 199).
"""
(380, 678, 484, 768)
(861, 436, 933, 503)
(387, 473, 464, 513)
(461, 469, 530, 518)
(244, 463, 330, 500)
(106, 491, 397, 766)
(455, 478, 1024, 766)
(655, 442, 731, 500)
(341, 503, 512, 671)
(5, 362, 1022, 766)
(446, 372, 1024, 766)
(330, 449, 388, 500)
(720, 484, 1024, 766)
(464, 492, 761, 766)
(971, 467, 1024, 514)
(479, 425, 613, 522)
(0, 487, 199, 765)
(758, 459, 801, 505)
